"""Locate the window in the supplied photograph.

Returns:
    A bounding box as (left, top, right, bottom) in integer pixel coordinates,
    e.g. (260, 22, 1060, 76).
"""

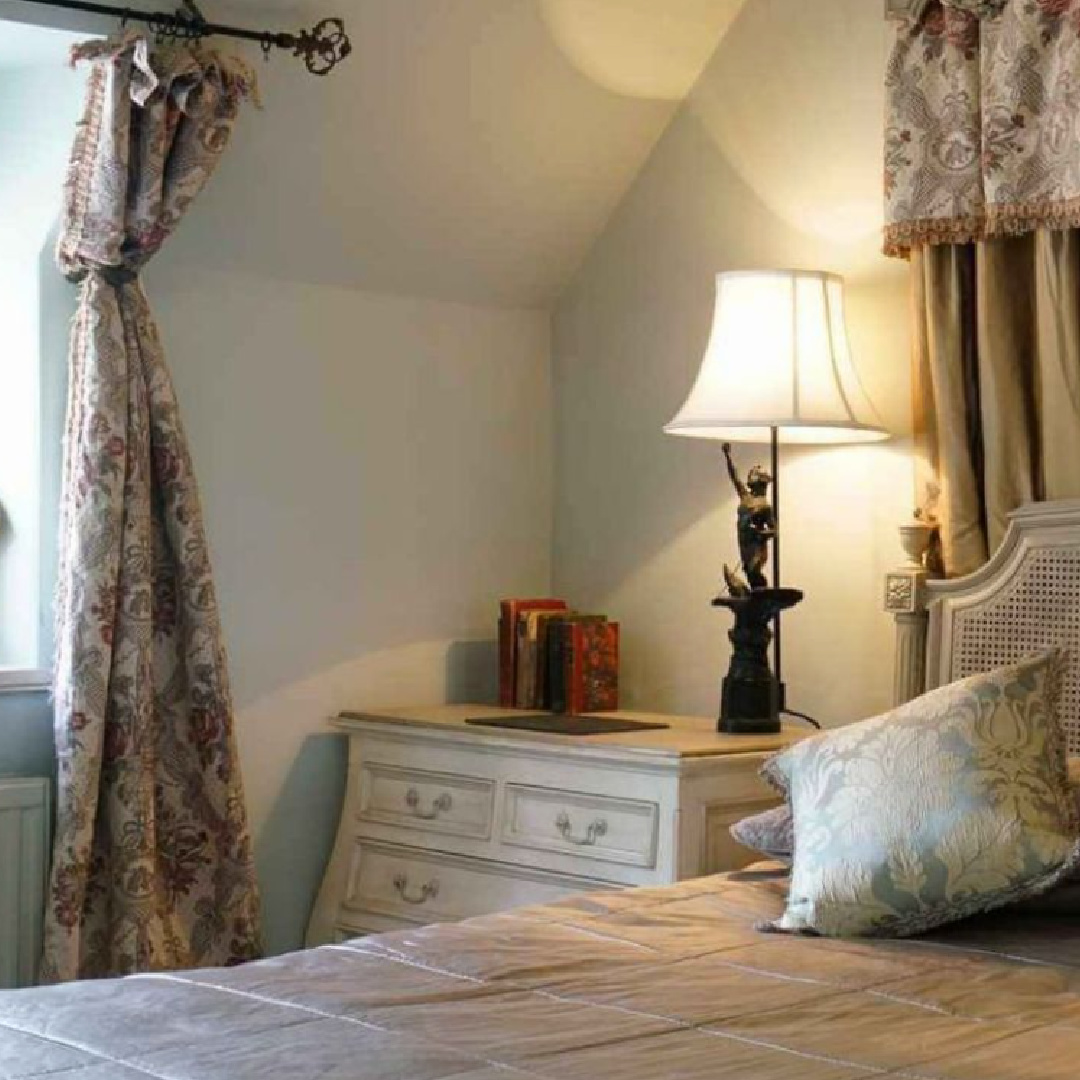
(0, 21, 89, 686)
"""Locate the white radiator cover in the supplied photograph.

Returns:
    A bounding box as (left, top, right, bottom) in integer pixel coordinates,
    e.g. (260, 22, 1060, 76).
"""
(0, 778, 49, 989)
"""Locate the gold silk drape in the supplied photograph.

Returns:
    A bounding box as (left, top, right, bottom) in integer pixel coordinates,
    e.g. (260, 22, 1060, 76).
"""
(911, 233, 1080, 576)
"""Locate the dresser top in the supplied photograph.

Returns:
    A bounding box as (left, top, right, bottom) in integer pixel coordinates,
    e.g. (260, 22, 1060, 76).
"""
(336, 704, 804, 760)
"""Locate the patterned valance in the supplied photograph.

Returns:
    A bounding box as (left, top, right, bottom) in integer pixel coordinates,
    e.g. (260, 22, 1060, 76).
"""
(886, 0, 1006, 20)
(885, 0, 1080, 257)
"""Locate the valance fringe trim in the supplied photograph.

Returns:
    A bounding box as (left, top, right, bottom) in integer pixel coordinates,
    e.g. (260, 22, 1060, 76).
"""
(885, 215, 988, 259)
(884, 0, 1080, 254)
(886, 198, 1080, 257)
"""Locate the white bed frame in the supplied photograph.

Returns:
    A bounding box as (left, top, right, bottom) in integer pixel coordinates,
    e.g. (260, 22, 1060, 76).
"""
(887, 499, 1080, 754)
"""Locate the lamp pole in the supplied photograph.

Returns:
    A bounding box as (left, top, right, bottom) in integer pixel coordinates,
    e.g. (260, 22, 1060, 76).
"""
(771, 426, 783, 709)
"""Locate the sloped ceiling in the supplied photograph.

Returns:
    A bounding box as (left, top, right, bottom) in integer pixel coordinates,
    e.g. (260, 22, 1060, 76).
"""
(183, 0, 748, 308)
(0, 0, 745, 307)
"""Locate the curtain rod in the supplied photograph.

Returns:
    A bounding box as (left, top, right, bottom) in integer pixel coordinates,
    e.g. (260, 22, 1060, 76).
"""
(9, 0, 352, 74)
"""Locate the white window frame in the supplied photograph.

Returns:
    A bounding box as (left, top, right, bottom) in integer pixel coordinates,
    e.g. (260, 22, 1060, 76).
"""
(0, 26, 90, 692)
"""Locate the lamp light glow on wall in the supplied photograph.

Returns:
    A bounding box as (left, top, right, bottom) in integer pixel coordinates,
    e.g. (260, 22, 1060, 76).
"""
(665, 269, 889, 733)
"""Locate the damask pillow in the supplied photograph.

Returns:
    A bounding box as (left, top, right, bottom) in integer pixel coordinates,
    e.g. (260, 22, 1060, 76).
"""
(731, 780, 1080, 869)
(765, 650, 1079, 938)
(730, 803, 793, 864)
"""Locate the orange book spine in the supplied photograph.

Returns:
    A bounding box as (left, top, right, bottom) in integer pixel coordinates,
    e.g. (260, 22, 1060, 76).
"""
(568, 621, 619, 713)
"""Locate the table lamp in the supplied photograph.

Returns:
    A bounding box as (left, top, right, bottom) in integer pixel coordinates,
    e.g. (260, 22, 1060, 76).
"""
(665, 269, 888, 734)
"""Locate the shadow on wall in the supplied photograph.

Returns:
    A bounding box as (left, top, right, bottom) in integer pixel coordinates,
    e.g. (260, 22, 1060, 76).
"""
(446, 639, 498, 703)
(255, 731, 348, 957)
(243, 636, 499, 955)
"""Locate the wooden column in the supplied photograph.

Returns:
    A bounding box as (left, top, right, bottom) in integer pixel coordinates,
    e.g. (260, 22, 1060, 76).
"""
(884, 524, 934, 706)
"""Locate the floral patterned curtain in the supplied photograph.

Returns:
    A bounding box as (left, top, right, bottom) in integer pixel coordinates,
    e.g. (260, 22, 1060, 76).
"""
(885, 0, 1080, 257)
(42, 33, 262, 982)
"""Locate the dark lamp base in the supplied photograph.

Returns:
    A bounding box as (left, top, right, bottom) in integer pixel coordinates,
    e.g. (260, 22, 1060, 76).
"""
(713, 587, 803, 736)
(719, 678, 784, 735)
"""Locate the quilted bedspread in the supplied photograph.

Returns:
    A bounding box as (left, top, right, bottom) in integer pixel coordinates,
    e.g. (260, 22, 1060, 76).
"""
(5, 867, 1080, 1079)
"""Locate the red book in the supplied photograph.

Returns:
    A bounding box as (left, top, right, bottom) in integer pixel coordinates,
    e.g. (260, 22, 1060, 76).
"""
(567, 621, 619, 714)
(499, 599, 566, 707)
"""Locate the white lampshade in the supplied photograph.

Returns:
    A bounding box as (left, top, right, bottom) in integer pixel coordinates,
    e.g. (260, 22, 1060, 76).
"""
(664, 270, 888, 445)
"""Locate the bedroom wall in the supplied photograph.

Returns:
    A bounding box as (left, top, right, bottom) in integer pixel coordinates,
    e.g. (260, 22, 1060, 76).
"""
(146, 263, 552, 954)
(2, 270, 551, 960)
(124, 1, 709, 953)
(551, 0, 913, 730)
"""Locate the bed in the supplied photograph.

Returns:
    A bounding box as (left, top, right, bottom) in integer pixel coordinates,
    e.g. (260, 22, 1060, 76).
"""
(6, 499, 1080, 1080)
(6, 868, 1080, 1079)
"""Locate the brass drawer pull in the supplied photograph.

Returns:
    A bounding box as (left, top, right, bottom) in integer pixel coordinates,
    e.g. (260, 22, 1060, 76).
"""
(392, 873, 439, 905)
(404, 788, 452, 820)
(555, 811, 608, 847)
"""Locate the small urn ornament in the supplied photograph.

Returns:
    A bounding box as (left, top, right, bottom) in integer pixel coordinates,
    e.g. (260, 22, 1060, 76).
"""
(898, 521, 934, 570)
(884, 516, 938, 618)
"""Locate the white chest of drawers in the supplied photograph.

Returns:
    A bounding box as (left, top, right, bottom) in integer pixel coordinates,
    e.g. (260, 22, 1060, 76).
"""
(307, 705, 801, 943)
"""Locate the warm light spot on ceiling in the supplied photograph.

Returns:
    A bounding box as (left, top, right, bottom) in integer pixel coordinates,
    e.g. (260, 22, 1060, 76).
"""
(539, 0, 749, 101)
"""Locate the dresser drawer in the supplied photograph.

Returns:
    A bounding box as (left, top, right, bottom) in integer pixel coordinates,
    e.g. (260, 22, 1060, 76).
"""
(358, 763, 494, 841)
(343, 842, 595, 924)
(500, 783, 659, 869)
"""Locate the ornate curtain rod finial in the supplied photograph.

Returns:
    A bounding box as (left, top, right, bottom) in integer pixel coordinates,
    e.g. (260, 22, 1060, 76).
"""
(289, 17, 352, 76)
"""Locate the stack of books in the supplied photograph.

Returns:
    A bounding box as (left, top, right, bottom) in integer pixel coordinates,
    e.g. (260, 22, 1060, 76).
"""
(498, 599, 619, 714)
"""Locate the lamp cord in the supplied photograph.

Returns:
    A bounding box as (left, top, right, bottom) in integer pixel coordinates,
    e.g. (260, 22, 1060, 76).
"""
(781, 708, 821, 730)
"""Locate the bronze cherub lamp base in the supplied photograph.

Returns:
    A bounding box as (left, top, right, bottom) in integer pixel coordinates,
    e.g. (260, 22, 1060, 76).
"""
(714, 587, 802, 734)
(713, 440, 803, 735)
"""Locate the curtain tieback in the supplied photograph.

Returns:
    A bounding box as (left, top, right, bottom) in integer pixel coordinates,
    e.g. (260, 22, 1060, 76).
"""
(66, 265, 140, 287)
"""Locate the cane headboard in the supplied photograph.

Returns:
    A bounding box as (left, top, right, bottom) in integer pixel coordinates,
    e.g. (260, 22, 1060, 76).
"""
(925, 500, 1080, 754)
